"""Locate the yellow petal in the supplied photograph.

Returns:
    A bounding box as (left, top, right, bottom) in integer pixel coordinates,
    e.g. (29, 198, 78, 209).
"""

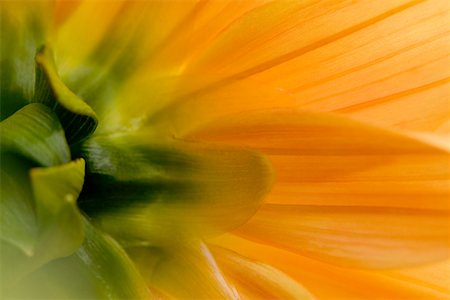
(55, 0, 126, 74)
(55, 0, 205, 80)
(235, 204, 450, 269)
(189, 111, 450, 210)
(54, 0, 202, 119)
(212, 234, 450, 299)
(211, 246, 313, 300)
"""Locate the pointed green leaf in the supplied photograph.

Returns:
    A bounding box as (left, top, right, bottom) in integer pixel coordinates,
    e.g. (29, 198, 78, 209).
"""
(79, 134, 272, 245)
(30, 159, 85, 262)
(0, 103, 70, 166)
(34, 46, 98, 144)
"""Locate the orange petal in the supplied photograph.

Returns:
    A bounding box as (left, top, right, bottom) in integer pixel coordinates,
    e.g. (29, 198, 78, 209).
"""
(139, 79, 296, 138)
(234, 204, 450, 269)
(54, 1, 281, 127)
(211, 246, 313, 299)
(55, 0, 127, 74)
(135, 0, 272, 77)
(212, 234, 450, 299)
(184, 0, 417, 82)
(184, 0, 450, 133)
(383, 259, 450, 295)
(189, 111, 450, 210)
(187, 0, 418, 82)
(407, 131, 450, 152)
(54, 0, 81, 26)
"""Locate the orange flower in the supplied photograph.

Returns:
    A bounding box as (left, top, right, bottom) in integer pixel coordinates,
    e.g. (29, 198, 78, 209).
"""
(1, 0, 449, 299)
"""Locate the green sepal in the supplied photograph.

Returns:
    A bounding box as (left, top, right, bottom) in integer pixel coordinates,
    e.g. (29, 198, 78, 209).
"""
(2, 217, 151, 299)
(75, 216, 151, 299)
(30, 158, 86, 262)
(34, 46, 98, 145)
(1, 155, 149, 299)
(79, 134, 272, 245)
(1, 159, 86, 291)
(0, 103, 70, 166)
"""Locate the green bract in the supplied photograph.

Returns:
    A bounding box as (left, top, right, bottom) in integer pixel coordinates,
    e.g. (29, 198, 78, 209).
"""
(80, 135, 271, 245)
(0, 103, 70, 166)
(0, 26, 152, 295)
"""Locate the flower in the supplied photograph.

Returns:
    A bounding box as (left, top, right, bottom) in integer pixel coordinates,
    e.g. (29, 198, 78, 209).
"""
(1, 0, 449, 299)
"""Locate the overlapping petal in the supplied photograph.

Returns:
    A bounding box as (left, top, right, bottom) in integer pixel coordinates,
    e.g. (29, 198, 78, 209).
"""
(235, 204, 449, 269)
(384, 259, 450, 296)
(183, 0, 450, 134)
(189, 111, 450, 210)
(211, 246, 313, 300)
(212, 234, 450, 299)
(128, 242, 238, 299)
(189, 110, 450, 270)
